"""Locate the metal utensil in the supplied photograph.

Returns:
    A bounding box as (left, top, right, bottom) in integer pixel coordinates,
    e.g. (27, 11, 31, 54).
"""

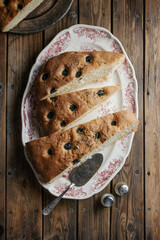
(43, 153, 103, 215)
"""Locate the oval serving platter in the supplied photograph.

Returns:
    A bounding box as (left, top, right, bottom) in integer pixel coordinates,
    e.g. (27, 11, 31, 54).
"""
(21, 24, 138, 199)
(10, 0, 74, 34)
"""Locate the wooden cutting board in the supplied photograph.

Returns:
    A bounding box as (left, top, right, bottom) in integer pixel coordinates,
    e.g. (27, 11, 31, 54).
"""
(10, 0, 74, 34)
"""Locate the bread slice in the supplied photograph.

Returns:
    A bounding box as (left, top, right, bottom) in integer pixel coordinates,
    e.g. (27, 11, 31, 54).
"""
(36, 51, 125, 100)
(0, 0, 44, 32)
(26, 110, 139, 184)
(36, 85, 121, 136)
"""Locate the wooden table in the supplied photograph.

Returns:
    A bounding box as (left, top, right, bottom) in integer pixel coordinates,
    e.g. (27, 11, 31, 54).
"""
(0, 0, 159, 239)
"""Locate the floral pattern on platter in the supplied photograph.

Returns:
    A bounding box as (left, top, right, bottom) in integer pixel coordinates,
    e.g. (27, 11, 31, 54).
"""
(79, 45, 96, 52)
(22, 25, 138, 199)
(73, 27, 110, 42)
(98, 100, 118, 116)
(51, 183, 87, 197)
(90, 159, 122, 191)
(110, 39, 122, 53)
(118, 134, 130, 152)
(123, 82, 136, 114)
(38, 32, 71, 64)
(121, 59, 134, 80)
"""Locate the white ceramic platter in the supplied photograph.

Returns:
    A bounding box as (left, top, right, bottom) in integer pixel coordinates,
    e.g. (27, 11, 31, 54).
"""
(21, 24, 138, 199)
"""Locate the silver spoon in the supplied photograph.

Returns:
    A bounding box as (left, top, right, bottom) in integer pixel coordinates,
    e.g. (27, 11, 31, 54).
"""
(43, 153, 103, 215)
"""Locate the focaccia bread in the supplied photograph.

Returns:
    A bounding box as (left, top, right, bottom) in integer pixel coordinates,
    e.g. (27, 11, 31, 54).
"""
(26, 110, 139, 184)
(0, 0, 44, 32)
(36, 85, 121, 136)
(36, 51, 125, 100)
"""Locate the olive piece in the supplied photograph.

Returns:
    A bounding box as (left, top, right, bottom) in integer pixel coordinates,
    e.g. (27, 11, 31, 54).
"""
(97, 89, 105, 97)
(86, 55, 93, 63)
(3, 0, 9, 6)
(76, 71, 81, 78)
(72, 159, 80, 165)
(70, 104, 77, 111)
(47, 111, 54, 119)
(64, 142, 72, 150)
(95, 132, 101, 139)
(50, 88, 56, 94)
(62, 69, 68, 76)
(76, 127, 84, 134)
(47, 149, 52, 155)
(61, 121, 67, 127)
(111, 121, 116, 126)
(42, 73, 48, 81)
(50, 97, 57, 102)
(17, 3, 23, 10)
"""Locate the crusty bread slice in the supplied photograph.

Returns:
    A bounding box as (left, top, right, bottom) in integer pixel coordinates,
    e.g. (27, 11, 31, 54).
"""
(0, 0, 44, 32)
(36, 85, 121, 136)
(36, 51, 125, 100)
(26, 110, 139, 184)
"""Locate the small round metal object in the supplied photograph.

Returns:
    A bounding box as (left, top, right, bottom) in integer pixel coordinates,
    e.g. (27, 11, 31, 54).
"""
(101, 194, 115, 207)
(115, 182, 129, 196)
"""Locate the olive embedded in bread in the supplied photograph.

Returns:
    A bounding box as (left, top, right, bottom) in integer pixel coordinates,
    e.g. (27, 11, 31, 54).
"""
(36, 85, 121, 136)
(26, 110, 139, 184)
(36, 51, 125, 100)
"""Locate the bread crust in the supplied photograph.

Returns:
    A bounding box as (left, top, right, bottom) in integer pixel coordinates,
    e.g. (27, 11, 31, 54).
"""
(36, 85, 121, 136)
(36, 51, 125, 100)
(0, 0, 30, 30)
(26, 110, 139, 184)
(0, 0, 44, 31)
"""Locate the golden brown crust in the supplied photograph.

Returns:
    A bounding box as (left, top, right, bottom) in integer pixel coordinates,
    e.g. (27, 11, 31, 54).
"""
(0, 0, 32, 31)
(36, 51, 125, 100)
(36, 85, 121, 136)
(26, 110, 139, 184)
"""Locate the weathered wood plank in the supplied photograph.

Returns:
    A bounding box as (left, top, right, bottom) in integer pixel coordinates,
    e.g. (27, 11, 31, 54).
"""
(78, 1, 111, 239)
(6, 33, 43, 240)
(111, 0, 144, 239)
(43, 1, 78, 240)
(145, 0, 160, 239)
(0, 33, 7, 240)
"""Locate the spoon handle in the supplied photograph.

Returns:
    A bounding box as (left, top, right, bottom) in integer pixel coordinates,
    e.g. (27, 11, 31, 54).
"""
(42, 183, 75, 215)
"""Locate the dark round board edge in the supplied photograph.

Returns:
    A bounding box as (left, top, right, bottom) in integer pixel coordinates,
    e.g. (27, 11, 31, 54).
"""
(10, 0, 74, 34)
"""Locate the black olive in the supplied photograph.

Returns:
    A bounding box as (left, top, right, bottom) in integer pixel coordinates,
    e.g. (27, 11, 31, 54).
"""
(70, 104, 77, 111)
(86, 55, 93, 63)
(76, 71, 81, 78)
(95, 132, 101, 139)
(50, 97, 57, 102)
(3, 0, 9, 6)
(111, 121, 116, 126)
(64, 142, 72, 150)
(47, 149, 52, 155)
(62, 69, 68, 76)
(50, 88, 56, 94)
(47, 111, 54, 119)
(97, 89, 105, 97)
(72, 159, 80, 165)
(76, 127, 84, 134)
(17, 3, 23, 10)
(60, 121, 67, 127)
(42, 73, 48, 81)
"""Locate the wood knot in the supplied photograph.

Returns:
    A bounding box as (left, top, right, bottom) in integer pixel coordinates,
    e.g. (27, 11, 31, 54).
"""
(70, 11, 77, 18)
(147, 19, 151, 24)
(135, 170, 139, 174)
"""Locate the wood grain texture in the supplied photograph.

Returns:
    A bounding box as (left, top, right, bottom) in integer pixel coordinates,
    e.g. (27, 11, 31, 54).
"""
(6, 33, 43, 240)
(111, 0, 144, 239)
(78, 0, 111, 239)
(43, 1, 78, 240)
(0, 33, 7, 240)
(145, 0, 160, 239)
